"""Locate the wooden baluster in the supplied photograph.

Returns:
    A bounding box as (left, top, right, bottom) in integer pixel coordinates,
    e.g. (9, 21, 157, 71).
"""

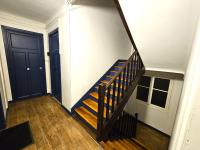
(112, 79, 117, 113)
(135, 54, 138, 75)
(126, 62, 130, 90)
(106, 87, 111, 120)
(97, 84, 106, 140)
(133, 54, 136, 78)
(117, 73, 122, 105)
(130, 58, 134, 84)
(122, 67, 127, 97)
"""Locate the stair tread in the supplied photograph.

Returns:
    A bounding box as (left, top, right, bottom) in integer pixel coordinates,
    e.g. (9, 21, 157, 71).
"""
(107, 75, 127, 81)
(90, 92, 112, 106)
(83, 99, 107, 118)
(101, 80, 127, 89)
(95, 86, 122, 96)
(75, 106, 97, 129)
(111, 70, 132, 74)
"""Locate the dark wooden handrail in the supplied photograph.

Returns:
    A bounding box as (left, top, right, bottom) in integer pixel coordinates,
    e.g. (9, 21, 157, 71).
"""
(96, 0, 146, 141)
(97, 51, 145, 141)
(105, 51, 138, 88)
(113, 0, 145, 68)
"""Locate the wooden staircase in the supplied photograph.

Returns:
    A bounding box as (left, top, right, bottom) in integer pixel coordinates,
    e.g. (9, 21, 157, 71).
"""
(72, 0, 146, 145)
(73, 50, 145, 141)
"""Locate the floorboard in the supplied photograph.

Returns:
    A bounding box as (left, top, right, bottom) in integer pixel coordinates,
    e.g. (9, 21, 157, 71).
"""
(6, 96, 169, 150)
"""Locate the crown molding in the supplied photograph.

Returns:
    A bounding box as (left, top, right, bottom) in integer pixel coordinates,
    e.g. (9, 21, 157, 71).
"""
(0, 11, 46, 29)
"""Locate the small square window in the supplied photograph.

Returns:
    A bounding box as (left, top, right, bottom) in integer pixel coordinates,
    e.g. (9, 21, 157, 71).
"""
(154, 78, 170, 91)
(138, 76, 151, 87)
(151, 90, 167, 108)
(136, 86, 149, 102)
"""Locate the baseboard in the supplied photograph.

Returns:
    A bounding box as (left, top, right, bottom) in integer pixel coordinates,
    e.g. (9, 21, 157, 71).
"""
(138, 120, 170, 137)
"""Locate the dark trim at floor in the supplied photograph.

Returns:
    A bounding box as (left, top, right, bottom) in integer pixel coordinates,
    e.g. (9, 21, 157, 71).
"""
(138, 120, 171, 138)
(8, 94, 50, 104)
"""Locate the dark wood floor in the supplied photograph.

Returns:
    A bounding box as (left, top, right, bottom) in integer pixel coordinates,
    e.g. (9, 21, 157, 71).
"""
(6, 96, 169, 150)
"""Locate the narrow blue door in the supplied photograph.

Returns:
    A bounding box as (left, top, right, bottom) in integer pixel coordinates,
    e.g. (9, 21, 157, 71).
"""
(2, 26, 46, 100)
(49, 29, 62, 103)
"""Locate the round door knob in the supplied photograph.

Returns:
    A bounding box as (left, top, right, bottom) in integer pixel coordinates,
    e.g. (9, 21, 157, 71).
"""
(27, 67, 30, 71)
(39, 67, 43, 70)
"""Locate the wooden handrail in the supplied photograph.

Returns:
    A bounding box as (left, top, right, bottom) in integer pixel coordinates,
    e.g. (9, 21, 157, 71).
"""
(97, 0, 146, 141)
(97, 51, 145, 141)
(105, 51, 139, 88)
(113, 0, 145, 68)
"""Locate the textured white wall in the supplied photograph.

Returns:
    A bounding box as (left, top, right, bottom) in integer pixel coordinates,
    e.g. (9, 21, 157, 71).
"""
(69, 0, 132, 107)
(169, 18, 200, 150)
(119, 0, 199, 73)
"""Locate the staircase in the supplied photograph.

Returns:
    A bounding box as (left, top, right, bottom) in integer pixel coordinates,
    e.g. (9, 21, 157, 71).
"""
(72, 0, 145, 143)
(73, 50, 145, 141)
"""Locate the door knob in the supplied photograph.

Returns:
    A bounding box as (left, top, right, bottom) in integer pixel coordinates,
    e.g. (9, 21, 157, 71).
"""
(39, 67, 43, 70)
(27, 67, 30, 71)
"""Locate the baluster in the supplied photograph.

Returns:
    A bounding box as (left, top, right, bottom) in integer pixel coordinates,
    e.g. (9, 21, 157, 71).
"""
(133, 54, 136, 79)
(133, 54, 137, 78)
(117, 73, 122, 105)
(135, 54, 138, 75)
(122, 67, 127, 97)
(112, 79, 117, 113)
(106, 87, 111, 120)
(126, 62, 130, 90)
(97, 84, 106, 139)
(130, 58, 134, 84)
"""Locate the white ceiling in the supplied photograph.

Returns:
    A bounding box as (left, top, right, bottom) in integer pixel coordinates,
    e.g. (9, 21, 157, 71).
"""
(0, 0, 66, 23)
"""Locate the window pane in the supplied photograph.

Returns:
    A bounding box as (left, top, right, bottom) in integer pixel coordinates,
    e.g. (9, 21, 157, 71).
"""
(154, 78, 170, 91)
(138, 76, 151, 87)
(151, 90, 167, 108)
(136, 86, 149, 102)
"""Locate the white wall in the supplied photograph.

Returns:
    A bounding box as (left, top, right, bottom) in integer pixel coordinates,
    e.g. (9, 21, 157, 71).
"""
(169, 17, 200, 150)
(69, 0, 132, 107)
(0, 11, 51, 109)
(118, 0, 200, 73)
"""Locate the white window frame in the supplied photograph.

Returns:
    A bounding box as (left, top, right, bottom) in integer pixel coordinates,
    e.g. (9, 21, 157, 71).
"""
(136, 76, 174, 112)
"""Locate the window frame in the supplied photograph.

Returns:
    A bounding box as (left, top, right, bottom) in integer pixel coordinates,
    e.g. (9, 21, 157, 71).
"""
(135, 76, 173, 111)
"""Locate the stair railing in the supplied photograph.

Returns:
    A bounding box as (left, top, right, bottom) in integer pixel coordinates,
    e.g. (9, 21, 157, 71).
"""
(97, 50, 145, 141)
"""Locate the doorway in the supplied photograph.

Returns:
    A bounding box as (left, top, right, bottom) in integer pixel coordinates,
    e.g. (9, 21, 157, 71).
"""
(2, 26, 47, 100)
(49, 29, 62, 103)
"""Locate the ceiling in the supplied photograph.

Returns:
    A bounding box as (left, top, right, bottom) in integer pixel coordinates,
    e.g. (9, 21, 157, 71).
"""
(0, 0, 66, 23)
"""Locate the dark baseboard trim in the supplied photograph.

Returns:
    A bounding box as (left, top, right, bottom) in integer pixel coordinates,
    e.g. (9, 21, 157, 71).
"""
(8, 93, 48, 104)
(138, 120, 171, 138)
(145, 70, 184, 80)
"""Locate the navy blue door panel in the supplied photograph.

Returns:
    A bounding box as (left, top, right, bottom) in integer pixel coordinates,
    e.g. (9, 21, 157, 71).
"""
(12, 52, 30, 99)
(28, 53, 46, 96)
(2, 26, 47, 100)
(49, 29, 62, 102)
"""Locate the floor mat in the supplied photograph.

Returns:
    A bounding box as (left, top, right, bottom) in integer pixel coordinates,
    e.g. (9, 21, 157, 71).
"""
(0, 121, 34, 150)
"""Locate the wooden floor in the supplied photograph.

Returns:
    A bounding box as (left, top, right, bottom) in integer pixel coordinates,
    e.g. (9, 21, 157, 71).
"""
(6, 96, 169, 150)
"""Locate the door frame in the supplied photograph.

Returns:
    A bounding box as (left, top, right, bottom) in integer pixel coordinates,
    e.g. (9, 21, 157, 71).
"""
(48, 28, 62, 103)
(1, 26, 47, 100)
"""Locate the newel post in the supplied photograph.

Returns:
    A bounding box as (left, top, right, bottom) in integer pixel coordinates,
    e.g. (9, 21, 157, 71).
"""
(97, 83, 106, 141)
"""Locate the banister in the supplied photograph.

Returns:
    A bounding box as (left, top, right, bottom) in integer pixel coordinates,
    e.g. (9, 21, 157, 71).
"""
(105, 51, 141, 88)
(113, 0, 145, 68)
(97, 51, 145, 141)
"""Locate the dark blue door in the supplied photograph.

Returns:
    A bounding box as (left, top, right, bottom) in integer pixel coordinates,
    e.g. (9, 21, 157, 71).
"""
(49, 29, 62, 103)
(2, 26, 46, 100)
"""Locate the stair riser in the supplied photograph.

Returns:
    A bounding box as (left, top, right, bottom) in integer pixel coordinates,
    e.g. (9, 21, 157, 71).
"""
(74, 111, 97, 132)
(87, 95, 113, 109)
